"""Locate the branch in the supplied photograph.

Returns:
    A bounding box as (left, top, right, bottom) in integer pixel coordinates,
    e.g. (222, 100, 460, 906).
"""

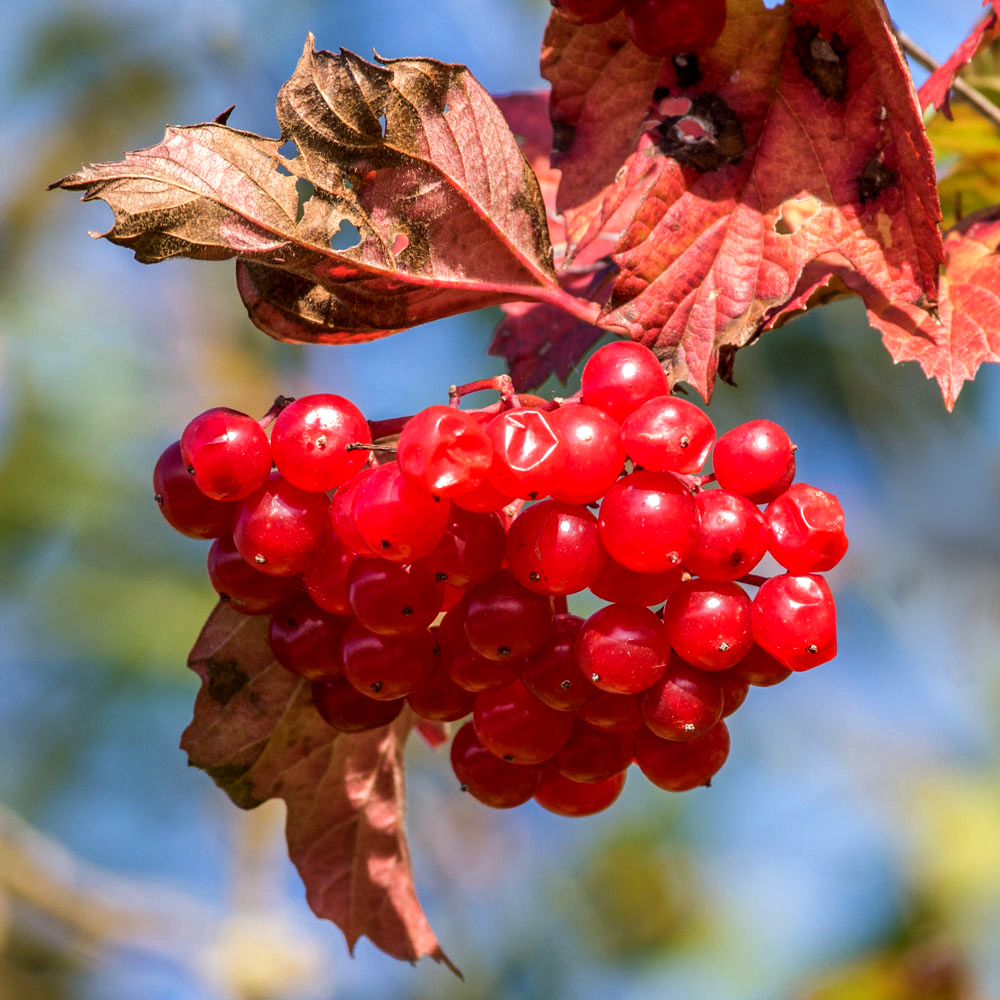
(895, 26, 1000, 132)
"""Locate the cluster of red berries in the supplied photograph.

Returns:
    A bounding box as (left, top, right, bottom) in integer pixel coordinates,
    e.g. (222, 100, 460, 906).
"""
(551, 0, 829, 59)
(153, 339, 847, 818)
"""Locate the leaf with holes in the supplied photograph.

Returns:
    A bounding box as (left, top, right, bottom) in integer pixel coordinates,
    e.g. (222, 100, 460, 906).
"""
(52, 36, 598, 343)
(543, 0, 944, 399)
(180, 603, 458, 973)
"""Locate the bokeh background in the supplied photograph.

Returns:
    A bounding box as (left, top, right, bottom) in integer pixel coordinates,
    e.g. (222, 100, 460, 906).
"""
(2, 1, 1000, 998)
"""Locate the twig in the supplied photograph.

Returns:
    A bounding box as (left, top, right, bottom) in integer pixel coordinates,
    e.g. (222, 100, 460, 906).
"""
(894, 25, 1000, 132)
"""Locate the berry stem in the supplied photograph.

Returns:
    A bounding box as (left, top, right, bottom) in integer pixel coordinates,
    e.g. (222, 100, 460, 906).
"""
(449, 374, 519, 408)
(258, 395, 296, 429)
(736, 573, 770, 588)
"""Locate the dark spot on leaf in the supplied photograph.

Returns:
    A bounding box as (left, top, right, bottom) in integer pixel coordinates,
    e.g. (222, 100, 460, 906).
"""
(858, 157, 897, 203)
(794, 24, 848, 101)
(551, 120, 576, 157)
(204, 658, 249, 705)
(654, 93, 746, 173)
(672, 53, 701, 89)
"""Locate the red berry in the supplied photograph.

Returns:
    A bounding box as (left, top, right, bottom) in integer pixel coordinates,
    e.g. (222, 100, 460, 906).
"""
(555, 720, 634, 782)
(233, 472, 330, 576)
(551, 0, 625, 24)
(270, 394, 370, 492)
(589, 554, 683, 606)
(534, 768, 626, 817)
(766, 483, 848, 574)
(450, 473, 516, 514)
(207, 535, 299, 615)
(437, 604, 525, 692)
(311, 676, 404, 732)
(621, 396, 715, 474)
(329, 468, 379, 557)
(581, 341, 669, 423)
(153, 440, 234, 539)
(180, 407, 271, 501)
(575, 603, 671, 694)
(751, 574, 837, 671)
(450, 722, 543, 808)
(353, 462, 451, 562)
(732, 644, 792, 687)
(716, 669, 750, 717)
(547, 404, 627, 504)
(397, 405, 493, 497)
(624, 0, 726, 58)
(640, 659, 723, 740)
(340, 622, 436, 699)
(662, 579, 753, 671)
(505, 500, 605, 595)
(712, 419, 796, 504)
(634, 720, 730, 791)
(462, 570, 555, 662)
(473, 679, 574, 765)
(486, 408, 568, 499)
(303, 534, 357, 616)
(520, 615, 596, 712)
(578, 690, 644, 732)
(346, 557, 444, 635)
(269, 595, 349, 681)
(598, 469, 699, 573)
(685, 489, 768, 581)
(425, 507, 506, 589)
(407, 658, 477, 723)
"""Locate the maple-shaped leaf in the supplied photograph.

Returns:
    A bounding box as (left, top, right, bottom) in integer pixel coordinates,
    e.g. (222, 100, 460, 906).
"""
(543, 0, 945, 399)
(52, 36, 601, 344)
(918, 2, 999, 116)
(180, 603, 458, 973)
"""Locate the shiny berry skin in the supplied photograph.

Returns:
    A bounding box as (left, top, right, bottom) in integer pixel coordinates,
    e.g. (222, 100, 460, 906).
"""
(635, 720, 729, 790)
(270, 394, 370, 492)
(486, 409, 568, 499)
(153, 440, 234, 539)
(581, 341, 669, 423)
(534, 768, 626, 817)
(303, 535, 357, 616)
(578, 691, 644, 732)
(712, 419, 796, 504)
(751, 574, 837, 671)
(789, 0, 831, 5)
(180, 407, 271, 501)
(555, 720, 634, 782)
(207, 535, 299, 614)
(437, 604, 525, 692)
(450, 473, 516, 514)
(685, 490, 768, 581)
(462, 570, 555, 661)
(732, 644, 792, 687)
(546, 404, 627, 504)
(766, 483, 848, 574)
(346, 557, 443, 635)
(598, 470, 699, 573)
(663, 579, 753, 671)
(233, 472, 330, 576)
(329, 468, 379, 557)
(340, 622, 436, 700)
(353, 462, 451, 562)
(505, 500, 605, 595)
(589, 555, 683, 606)
(551, 0, 625, 23)
(397, 405, 493, 498)
(520, 615, 596, 712)
(311, 676, 404, 732)
(450, 722, 543, 808)
(621, 396, 715, 474)
(624, 0, 726, 58)
(641, 660, 723, 740)
(473, 679, 574, 764)
(268, 595, 349, 681)
(575, 603, 671, 694)
(716, 670, 750, 717)
(407, 659, 477, 722)
(425, 508, 506, 589)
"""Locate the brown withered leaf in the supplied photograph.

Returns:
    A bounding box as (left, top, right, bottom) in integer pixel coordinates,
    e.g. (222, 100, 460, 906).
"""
(52, 35, 562, 344)
(180, 604, 458, 973)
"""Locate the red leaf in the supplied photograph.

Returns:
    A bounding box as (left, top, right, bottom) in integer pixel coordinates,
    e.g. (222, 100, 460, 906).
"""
(53, 36, 572, 344)
(180, 604, 459, 973)
(918, 3, 999, 116)
(543, 0, 944, 399)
